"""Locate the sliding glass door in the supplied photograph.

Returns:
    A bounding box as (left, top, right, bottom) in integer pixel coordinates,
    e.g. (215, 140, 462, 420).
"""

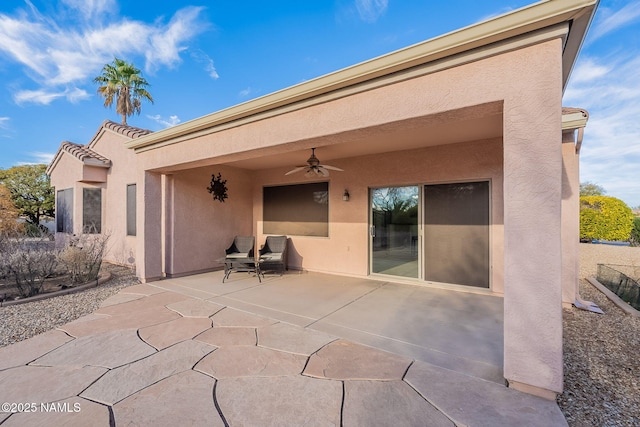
(370, 186, 420, 278)
(424, 181, 490, 288)
(370, 181, 490, 288)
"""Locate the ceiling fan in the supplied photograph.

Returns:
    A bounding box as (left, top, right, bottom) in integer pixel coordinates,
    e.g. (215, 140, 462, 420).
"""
(285, 148, 343, 177)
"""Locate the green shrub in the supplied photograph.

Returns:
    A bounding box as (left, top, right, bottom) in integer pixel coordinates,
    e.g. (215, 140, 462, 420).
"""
(629, 217, 640, 247)
(580, 196, 634, 241)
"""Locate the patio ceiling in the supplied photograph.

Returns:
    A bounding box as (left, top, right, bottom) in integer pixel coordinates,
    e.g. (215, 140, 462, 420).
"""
(227, 103, 504, 172)
(153, 102, 503, 174)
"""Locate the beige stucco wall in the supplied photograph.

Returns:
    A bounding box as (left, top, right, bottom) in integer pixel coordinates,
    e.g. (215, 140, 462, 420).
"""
(133, 38, 566, 396)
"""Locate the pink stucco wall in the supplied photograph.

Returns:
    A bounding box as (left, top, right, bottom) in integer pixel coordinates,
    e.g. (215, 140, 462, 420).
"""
(89, 130, 138, 267)
(252, 139, 505, 292)
(562, 132, 581, 306)
(165, 165, 253, 276)
(49, 129, 138, 267)
(133, 38, 566, 396)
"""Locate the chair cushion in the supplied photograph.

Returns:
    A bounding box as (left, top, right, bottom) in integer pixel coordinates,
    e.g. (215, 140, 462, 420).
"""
(226, 253, 249, 259)
(261, 253, 282, 261)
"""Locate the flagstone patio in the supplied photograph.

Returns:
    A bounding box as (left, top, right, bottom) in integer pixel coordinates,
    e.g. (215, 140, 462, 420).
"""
(0, 271, 567, 426)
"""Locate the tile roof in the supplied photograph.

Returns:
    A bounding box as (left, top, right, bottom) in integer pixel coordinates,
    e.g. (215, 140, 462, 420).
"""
(102, 120, 152, 139)
(562, 107, 589, 119)
(46, 120, 152, 175)
(58, 141, 111, 166)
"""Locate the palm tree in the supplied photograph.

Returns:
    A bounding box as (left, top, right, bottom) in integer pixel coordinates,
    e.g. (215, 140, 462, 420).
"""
(93, 58, 154, 125)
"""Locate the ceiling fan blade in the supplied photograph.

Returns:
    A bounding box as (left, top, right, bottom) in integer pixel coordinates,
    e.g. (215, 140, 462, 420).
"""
(285, 166, 307, 175)
(317, 167, 330, 177)
(321, 164, 343, 171)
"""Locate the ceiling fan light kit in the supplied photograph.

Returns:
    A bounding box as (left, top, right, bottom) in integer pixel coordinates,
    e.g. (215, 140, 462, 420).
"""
(286, 148, 343, 177)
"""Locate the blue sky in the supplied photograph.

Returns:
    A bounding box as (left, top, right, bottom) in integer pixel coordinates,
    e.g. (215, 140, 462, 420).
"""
(0, 0, 639, 207)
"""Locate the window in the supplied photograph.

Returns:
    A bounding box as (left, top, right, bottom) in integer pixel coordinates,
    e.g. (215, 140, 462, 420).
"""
(127, 184, 136, 236)
(263, 182, 329, 237)
(56, 188, 73, 233)
(83, 188, 102, 233)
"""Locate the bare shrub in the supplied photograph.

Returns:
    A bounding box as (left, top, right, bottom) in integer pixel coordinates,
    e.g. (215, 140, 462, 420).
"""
(0, 235, 59, 298)
(58, 233, 109, 284)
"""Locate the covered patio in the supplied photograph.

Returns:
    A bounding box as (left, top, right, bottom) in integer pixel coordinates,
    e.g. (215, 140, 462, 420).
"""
(150, 270, 504, 384)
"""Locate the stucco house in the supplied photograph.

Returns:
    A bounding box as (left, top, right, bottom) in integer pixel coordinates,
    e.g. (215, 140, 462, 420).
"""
(48, 0, 597, 399)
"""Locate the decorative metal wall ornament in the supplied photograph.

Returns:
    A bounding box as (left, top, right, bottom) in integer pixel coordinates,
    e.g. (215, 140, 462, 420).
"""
(207, 173, 228, 203)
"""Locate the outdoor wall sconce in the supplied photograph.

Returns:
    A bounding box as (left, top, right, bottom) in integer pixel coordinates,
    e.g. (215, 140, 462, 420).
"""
(343, 189, 350, 201)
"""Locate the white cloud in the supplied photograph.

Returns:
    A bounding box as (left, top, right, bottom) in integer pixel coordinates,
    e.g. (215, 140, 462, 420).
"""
(61, 0, 117, 21)
(0, 117, 9, 129)
(145, 7, 207, 72)
(14, 87, 90, 105)
(0, 3, 208, 104)
(147, 114, 181, 128)
(16, 152, 55, 165)
(190, 49, 219, 79)
(239, 87, 252, 97)
(355, 0, 388, 23)
(589, 0, 640, 41)
(564, 53, 640, 207)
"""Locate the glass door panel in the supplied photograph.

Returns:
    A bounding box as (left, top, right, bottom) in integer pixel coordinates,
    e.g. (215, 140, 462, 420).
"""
(370, 186, 419, 278)
(424, 181, 490, 288)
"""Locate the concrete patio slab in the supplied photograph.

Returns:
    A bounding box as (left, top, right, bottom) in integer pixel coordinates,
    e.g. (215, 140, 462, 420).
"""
(166, 298, 225, 317)
(216, 375, 342, 426)
(312, 280, 503, 367)
(405, 360, 568, 427)
(158, 272, 261, 297)
(31, 329, 156, 369)
(304, 339, 411, 380)
(195, 326, 257, 346)
(138, 317, 213, 350)
(343, 380, 455, 426)
(113, 370, 223, 426)
(211, 307, 278, 327)
(148, 280, 221, 300)
(0, 365, 107, 403)
(1, 397, 110, 427)
(209, 272, 384, 324)
(81, 340, 216, 405)
(0, 329, 73, 371)
(257, 322, 336, 356)
(195, 346, 307, 378)
(119, 283, 166, 296)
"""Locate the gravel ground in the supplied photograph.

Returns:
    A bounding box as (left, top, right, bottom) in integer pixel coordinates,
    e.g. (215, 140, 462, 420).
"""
(0, 263, 138, 347)
(559, 243, 640, 427)
(1, 246, 639, 425)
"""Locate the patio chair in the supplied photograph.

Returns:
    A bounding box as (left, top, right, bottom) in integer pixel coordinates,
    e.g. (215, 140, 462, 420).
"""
(225, 235, 255, 259)
(222, 236, 256, 282)
(259, 235, 288, 276)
